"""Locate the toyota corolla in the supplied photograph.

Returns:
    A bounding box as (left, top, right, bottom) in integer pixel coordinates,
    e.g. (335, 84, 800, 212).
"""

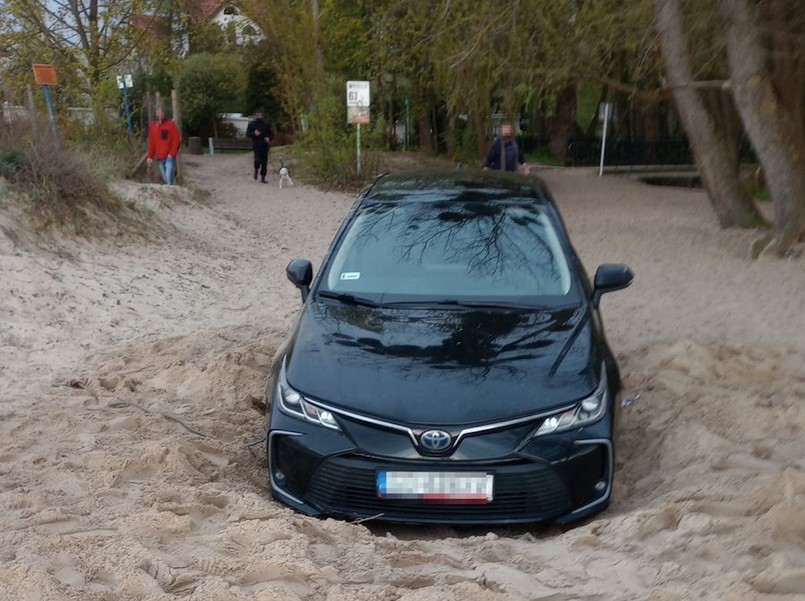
(264, 170, 633, 524)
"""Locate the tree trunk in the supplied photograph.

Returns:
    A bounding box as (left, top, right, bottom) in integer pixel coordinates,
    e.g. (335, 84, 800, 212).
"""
(720, 0, 805, 252)
(767, 0, 805, 135)
(310, 0, 324, 74)
(388, 74, 398, 150)
(547, 85, 576, 164)
(654, 0, 765, 228)
(431, 105, 441, 151)
(410, 79, 430, 152)
(472, 108, 487, 164)
(614, 91, 631, 138)
(639, 101, 660, 164)
(417, 111, 432, 152)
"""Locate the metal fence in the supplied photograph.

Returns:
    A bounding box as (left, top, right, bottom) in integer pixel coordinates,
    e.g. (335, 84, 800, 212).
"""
(521, 135, 755, 169)
(567, 138, 695, 167)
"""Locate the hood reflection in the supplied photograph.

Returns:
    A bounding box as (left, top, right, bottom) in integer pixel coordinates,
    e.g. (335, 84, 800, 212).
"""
(286, 301, 595, 424)
(316, 302, 581, 375)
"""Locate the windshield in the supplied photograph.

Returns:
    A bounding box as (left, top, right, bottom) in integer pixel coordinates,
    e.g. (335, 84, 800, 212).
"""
(320, 200, 577, 305)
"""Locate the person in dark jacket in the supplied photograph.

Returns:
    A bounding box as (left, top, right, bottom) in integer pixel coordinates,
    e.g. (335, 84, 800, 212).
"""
(483, 121, 530, 174)
(246, 112, 274, 183)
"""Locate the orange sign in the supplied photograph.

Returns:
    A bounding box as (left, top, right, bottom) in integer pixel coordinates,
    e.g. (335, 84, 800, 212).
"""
(32, 64, 58, 86)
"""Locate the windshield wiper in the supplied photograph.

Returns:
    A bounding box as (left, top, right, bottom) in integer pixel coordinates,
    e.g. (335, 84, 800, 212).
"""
(385, 299, 541, 310)
(316, 290, 383, 308)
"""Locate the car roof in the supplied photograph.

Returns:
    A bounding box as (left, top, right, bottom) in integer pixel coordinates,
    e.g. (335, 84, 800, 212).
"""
(362, 170, 554, 205)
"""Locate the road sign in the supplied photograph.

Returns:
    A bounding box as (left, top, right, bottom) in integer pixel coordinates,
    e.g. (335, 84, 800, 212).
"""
(116, 74, 134, 134)
(116, 74, 134, 90)
(346, 81, 371, 172)
(347, 81, 370, 125)
(32, 64, 58, 86)
(346, 80, 370, 107)
(347, 106, 370, 125)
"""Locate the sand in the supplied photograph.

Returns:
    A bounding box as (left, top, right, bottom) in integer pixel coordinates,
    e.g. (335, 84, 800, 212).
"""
(0, 154, 804, 600)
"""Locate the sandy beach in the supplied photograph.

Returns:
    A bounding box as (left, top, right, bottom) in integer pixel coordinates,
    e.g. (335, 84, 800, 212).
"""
(1, 153, 803, 600)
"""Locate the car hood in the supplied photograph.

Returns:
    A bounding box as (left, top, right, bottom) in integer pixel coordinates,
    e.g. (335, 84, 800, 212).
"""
(284, 301, 600, 426)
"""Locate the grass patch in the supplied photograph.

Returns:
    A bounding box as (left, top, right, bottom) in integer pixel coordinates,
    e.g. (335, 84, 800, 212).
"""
(526, 148, 564, 167)
(190, 186, 212, 207)
(0, 118, 132, 235)
(279, 145, 460, 193)
(0, 148, 25, 178)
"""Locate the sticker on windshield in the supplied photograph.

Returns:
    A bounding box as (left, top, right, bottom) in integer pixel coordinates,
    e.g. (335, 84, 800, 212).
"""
(340, 272, 361, 280)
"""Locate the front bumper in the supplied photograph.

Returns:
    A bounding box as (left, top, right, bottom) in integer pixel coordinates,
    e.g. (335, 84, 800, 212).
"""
(267, 408, 614, 525)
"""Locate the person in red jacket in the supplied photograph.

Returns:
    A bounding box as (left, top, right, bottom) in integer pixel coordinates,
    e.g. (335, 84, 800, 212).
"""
(146, 106, 181, 185)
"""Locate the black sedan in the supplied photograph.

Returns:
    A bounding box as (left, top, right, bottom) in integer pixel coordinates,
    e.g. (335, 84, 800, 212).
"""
(264, 170, 633, 524)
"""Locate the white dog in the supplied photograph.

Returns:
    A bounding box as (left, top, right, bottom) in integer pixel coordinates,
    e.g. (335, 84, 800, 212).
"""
(278, 162, 294, 188)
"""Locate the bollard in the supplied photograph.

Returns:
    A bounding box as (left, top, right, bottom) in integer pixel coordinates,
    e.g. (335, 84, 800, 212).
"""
(188, 136, 202, 155)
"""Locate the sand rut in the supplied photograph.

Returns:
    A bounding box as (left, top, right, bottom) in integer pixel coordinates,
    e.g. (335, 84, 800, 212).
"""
(1, 159, 803, 600)
(1, 332, 804, 599)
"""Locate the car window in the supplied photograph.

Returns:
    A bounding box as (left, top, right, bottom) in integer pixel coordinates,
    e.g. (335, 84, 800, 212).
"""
(321, 200, 575, 302)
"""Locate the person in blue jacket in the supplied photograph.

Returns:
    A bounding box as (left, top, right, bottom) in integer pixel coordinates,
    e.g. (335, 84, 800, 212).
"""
(483, 121, 530, 173)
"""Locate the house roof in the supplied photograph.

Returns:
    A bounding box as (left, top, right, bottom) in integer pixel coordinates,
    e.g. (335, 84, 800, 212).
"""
(130, 13, 172, 36)
(195, 0, 227, 21)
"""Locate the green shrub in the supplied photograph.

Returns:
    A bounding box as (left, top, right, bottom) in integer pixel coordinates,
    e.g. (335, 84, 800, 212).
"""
(243, 63, 284, 123)
(19, 143, 120, 227)
(297, 81, 385, 188)
(178, 53, 246, 136)
(60, 107, 135, 179)
(0, 148, 25, 177)
(1, 119, 122, 232)
(450, 120, 483, 164)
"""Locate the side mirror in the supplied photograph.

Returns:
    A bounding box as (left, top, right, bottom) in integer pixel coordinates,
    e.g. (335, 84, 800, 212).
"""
(592, 264, 633, 308)
(286, 259, 313, 302)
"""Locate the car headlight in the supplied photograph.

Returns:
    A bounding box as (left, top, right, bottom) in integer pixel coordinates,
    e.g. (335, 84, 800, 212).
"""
(533, 364, 609, 436)
(275, 362, 340, 431)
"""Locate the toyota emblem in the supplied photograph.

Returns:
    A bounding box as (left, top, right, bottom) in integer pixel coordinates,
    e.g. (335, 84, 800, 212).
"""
(419, 429, 452, 452)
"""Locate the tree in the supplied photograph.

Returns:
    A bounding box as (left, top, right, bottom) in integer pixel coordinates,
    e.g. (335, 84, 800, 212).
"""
(243, 61, 283, 124)
(238, 0, 319, 132)
(720, 0, 805, 252)
(0, 0, 168, 98)
(428, 0, 667, 162)
(428, 1, 520, 158)
(653, 0, 766, 228)
(177, 52, 245, 136)
(237, 0, 663, 160)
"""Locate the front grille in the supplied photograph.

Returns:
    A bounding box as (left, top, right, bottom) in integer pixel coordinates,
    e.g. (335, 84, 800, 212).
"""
(304, 455, 573, 522)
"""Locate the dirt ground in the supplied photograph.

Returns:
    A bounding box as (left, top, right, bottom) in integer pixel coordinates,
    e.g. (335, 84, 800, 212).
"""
(1, 154, 804, 601)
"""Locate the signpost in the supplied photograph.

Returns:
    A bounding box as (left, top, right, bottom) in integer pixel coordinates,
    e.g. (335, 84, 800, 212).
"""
(116, 73, 134, 134)
(32, 64, 60, 144)
(598, 102, 612, 177)
(32, 64, 58, 86)
(346, 80, 370, 174)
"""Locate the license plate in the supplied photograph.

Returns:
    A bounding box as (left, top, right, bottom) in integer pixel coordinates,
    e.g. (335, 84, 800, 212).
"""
(377, 471, 494, 504)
